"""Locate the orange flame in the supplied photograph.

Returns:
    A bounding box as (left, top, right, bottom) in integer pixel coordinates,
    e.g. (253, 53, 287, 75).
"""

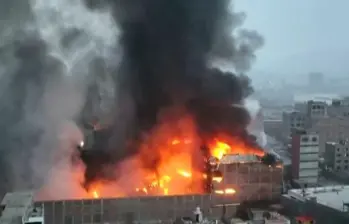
(177, 169, 192, 178)
(214, 188, 236, 195)
(92, 190, 99, 198)
(210, 137, 265, 160)
(43, 116, 265, 200)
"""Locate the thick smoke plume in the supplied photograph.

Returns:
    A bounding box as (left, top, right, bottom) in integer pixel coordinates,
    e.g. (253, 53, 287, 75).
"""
(0, 0, 118, 198)
(0, 0, 263, 199)
(79, 0, 264, 190)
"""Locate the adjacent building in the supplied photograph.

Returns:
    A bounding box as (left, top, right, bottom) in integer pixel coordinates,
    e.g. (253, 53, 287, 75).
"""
(327, 99, 349, 117)
(0, 191, 43, 224)
(281, 110, 309, 143)
(325, 140, 349, 171)
(282, 185, 349, 224)
(308, 117, 349, 154)
(291, 130, 319, 184)
(306, 100, 327, 120)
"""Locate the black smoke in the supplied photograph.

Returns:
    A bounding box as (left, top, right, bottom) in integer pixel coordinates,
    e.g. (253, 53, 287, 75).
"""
(80, 0, 263, 188)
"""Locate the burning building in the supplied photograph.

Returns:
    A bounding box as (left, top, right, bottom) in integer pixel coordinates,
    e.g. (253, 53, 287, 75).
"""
(26, 0, 265, 202)
(212, 154, 283, 202)
(23, 0, 273, 203)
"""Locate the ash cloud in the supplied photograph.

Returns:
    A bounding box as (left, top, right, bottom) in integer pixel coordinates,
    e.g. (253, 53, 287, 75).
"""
(81, 0, 264, 187)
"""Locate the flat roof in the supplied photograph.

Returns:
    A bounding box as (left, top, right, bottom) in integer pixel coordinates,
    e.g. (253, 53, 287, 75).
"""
(285, 185, 349, 212)
(220, 154, 260, 164)
(0, 191, 33, 224)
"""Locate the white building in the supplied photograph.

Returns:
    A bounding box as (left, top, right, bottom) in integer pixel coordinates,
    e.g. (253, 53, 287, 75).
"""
(291, 130, 319, 184)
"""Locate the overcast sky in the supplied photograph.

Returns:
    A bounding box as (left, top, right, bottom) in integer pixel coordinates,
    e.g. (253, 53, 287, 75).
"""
(235, 0, 349, 77)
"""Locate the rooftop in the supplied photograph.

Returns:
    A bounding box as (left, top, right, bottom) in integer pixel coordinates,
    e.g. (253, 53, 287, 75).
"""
(285, 185, 349, 212)
(219, 154, 260, 164)
(0, 191, 33, 224)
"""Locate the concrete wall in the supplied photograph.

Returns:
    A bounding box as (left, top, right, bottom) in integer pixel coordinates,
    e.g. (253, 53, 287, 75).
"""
(36, 163, 283, 224)
(215, 162, 283, 201)
(37, 194, 241, 224)
(281, 195, 349, 224)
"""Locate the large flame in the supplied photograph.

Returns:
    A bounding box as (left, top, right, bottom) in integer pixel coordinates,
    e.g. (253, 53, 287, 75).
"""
(40, 115, 265, 200)
(209, 137, 265, 160)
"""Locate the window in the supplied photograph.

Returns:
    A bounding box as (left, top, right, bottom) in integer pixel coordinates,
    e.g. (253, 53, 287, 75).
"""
(337, 160, 342, 163)
(345, 166, 348, 170)
(345, 160, 348, 163)
(337, 166, 341, 171)
(64, 216, 73, 224)
(312, 137, 317, 142)
(302, 137, 309, 142)
(337, 154, 341, 157)
(337, 148, 341, 152)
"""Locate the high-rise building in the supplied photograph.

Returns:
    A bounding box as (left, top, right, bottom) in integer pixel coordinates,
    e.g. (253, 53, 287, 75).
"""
(291, 130, 319, 184)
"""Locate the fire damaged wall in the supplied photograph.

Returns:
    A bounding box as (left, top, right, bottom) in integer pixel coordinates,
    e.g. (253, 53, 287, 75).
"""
(213, 162, 283, 201)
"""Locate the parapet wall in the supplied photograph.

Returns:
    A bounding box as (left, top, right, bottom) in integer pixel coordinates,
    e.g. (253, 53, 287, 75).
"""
(35, 163, 283, 223)
(37, 194, 244, 224)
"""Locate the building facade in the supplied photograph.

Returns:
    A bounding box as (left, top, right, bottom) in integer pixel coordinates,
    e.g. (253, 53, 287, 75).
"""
(306, 100, 327, 120)
(327, 99, 349, 117)
(309, 117, 349, 154)
(325, 140, 349, 171)
(291, 131, 319, 184)
(282, 111, 309, 143)
(213, 154, 283, 202)
(281, 186, 349, 224)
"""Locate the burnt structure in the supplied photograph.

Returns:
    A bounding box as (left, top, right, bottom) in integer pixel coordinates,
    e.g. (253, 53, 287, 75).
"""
(213, 154, 283, 201)
(42, 154, 283, 223)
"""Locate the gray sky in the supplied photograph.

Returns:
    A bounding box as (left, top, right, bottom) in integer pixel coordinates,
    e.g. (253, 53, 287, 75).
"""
(235, 0, 349, 77)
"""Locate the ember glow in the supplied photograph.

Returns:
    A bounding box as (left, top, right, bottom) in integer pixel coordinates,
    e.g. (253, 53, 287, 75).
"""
(214, 188, 236, 195)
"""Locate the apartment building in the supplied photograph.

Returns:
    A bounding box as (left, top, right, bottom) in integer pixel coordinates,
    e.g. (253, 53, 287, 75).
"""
(291, 130, 319, 184)
(282, 110, 309, 142)
(306, 100, 327, 120)
(327, 99, 349, 117)
(308, 117, 349, 154)
(325, 140, 349, 171)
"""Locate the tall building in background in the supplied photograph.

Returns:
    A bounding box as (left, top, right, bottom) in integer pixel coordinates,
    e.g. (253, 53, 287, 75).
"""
(306, 100, 327, 120)
(325, 140, 349, 171)
(291, 130, 319, 185)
